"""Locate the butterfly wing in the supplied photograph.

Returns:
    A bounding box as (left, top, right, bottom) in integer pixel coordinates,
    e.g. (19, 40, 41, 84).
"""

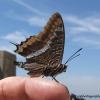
(15, 12, 65, 76)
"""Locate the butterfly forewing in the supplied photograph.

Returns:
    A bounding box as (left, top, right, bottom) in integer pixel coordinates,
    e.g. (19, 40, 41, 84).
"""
(15, 12, 65, 76)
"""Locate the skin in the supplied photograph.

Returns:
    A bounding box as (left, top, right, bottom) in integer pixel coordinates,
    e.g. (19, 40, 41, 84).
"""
(0, 77, 70, 100)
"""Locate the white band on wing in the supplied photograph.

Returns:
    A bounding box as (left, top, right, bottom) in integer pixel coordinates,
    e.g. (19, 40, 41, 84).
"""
(26, 40, 52, 59)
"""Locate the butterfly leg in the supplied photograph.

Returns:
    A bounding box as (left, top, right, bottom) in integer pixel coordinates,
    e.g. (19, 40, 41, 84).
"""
(42, 75, 44, 78)
(14, 61, 25, 68)
(52, 76, 59, 83)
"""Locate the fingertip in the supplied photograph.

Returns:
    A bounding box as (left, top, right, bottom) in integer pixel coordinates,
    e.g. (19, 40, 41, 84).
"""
(25, 77, 70, 100)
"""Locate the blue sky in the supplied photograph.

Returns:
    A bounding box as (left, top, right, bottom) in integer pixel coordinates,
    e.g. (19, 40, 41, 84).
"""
(0, 0, 100, 98)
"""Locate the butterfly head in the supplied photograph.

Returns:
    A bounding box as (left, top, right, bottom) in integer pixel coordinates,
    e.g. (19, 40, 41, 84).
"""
(62, 64, 68, 72)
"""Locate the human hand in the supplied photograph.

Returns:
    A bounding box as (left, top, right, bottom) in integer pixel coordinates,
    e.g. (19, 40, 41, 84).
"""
(0, 77, 70, 100)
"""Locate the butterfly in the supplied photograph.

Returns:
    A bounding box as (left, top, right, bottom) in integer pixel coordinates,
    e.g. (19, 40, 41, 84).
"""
(12, 12, 82, 82)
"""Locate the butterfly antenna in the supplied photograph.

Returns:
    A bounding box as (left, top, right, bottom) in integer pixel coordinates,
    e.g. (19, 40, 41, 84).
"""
(65, 54, 80, 63)
(9, 41, 18, 46)
(65, 48, 82, 64)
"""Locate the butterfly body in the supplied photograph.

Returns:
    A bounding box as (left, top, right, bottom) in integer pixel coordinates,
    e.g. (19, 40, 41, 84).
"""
(14, 12, 66, 80)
